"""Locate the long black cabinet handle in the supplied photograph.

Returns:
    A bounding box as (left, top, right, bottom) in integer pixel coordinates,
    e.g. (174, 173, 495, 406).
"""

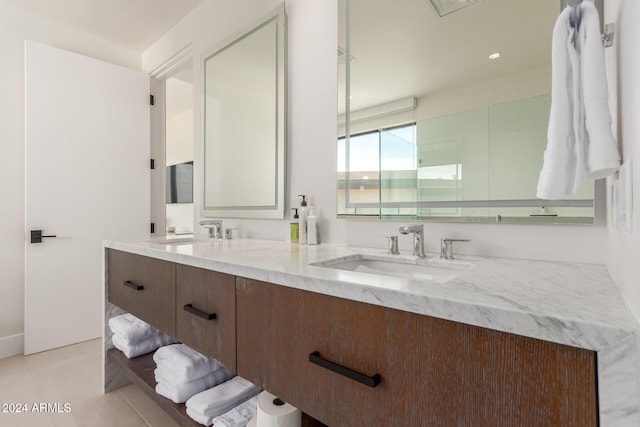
(123, 280, 144, 291)
(309, 351, 381, 388)
(183, 304, 217, 320)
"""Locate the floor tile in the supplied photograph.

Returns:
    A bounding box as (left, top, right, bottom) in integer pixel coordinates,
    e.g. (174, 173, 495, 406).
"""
(0, 339, 176, 427)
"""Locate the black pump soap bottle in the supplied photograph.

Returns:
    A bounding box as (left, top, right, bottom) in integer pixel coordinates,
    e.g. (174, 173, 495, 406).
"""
(290, 208, 299, 243)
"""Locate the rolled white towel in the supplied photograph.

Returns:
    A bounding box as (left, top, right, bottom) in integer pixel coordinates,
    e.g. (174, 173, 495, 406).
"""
(108, 313, 159, 344)
(154, 367, 235, 404)
(186, 377, 261, 424)
(112, 332, 176, 359)
(153, 344, 221, 383)
(211, 395, 259, 427)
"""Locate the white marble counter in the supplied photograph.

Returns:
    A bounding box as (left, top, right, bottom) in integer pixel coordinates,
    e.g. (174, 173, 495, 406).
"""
(104, 238, 639, 426)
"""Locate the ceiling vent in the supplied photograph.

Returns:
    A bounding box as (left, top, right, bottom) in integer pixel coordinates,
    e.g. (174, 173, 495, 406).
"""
(427, 0, 484, 17)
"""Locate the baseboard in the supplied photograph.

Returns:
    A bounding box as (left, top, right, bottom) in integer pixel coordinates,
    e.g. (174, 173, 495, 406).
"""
(0, 333, 24, 359)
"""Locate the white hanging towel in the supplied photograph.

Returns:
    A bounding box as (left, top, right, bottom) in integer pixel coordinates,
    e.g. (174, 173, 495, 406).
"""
(536, 1, 620, 200)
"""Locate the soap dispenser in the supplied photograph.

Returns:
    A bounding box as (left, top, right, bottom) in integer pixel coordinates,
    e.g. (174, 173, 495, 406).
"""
(307, 206, 319, 245)
(290, 208, 300, 243)
(298, 195, 308, 244)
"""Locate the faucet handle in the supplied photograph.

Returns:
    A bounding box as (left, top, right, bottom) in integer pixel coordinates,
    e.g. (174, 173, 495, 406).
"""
(440, 238, 470, 260)
(386, 236, 399, 255)
(225, 227, 237, 240)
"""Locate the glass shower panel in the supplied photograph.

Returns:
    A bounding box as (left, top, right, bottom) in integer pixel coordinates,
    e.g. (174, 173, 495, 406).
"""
(488, 95, 550, 201)
(380, 125, 417, 217)
(416, 108, 488, 217)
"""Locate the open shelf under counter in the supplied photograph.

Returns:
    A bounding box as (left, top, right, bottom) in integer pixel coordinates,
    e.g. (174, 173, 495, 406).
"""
(106, 348, 327, 427)
(107, 348, 199, 427)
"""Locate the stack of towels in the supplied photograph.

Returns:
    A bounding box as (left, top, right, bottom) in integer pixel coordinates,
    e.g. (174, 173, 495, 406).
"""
(153, 344, 235, 404)
(186, 376, 261, 426)
(108, 313, 175, 358)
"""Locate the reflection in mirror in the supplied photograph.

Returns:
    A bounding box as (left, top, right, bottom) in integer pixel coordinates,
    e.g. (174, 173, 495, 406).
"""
(203, 5, 285, 219)
(337, 0, 595, 224)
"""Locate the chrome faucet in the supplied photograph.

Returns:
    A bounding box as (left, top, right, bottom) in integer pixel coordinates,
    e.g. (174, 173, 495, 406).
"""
(399, 224, 426, 258)
(199, 220, 223, 239)
(440, 238, 470, 260)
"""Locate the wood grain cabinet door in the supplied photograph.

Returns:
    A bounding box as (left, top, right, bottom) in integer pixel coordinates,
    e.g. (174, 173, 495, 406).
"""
(236, 278, 598, 426)
(106, 249, 176, 335)
(176, 264, 236, 371)
(236, 277, 423, 426)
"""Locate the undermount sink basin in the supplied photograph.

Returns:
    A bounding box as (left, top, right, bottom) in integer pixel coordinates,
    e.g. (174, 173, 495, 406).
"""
(312, 254, 474, 283)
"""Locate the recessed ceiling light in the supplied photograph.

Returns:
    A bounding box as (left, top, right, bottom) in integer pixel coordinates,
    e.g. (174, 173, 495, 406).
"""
(489, 52, 501, 60)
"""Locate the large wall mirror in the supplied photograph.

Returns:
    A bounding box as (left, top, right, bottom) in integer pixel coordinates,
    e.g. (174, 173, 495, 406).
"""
(202, 5, 286, 219)
(338, 0, 600, 224)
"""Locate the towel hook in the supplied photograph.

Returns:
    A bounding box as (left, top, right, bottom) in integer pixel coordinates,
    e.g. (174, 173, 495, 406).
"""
(566, 0, 615, 48)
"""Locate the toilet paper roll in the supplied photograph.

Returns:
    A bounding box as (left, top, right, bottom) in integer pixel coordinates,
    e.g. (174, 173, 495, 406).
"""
(256, 391, 301, 427)
(247, 417, 257, 427)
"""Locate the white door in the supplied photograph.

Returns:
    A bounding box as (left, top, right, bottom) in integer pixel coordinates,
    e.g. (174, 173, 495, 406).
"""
(24, 41, 150, 355)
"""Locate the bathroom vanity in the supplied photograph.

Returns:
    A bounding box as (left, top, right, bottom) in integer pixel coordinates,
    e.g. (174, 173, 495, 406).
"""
(103, 238, 639, 426)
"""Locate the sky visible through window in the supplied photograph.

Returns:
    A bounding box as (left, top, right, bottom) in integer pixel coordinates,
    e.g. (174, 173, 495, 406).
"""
(338, 124, 416, 172)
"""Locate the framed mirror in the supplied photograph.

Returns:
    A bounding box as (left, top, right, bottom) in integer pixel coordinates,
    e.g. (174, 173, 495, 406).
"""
(338, 0, 598, 224)
(202, 5, 286, 219)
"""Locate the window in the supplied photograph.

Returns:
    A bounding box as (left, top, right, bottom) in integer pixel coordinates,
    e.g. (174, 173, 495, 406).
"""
(338, 123, 418, 217)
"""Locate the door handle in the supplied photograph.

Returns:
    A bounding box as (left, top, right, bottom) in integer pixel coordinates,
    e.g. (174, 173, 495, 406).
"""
(30, 230, 57, 244)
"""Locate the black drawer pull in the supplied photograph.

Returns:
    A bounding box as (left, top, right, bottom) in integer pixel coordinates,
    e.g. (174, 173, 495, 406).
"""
(183, 304, 217, 320)
(309, 351, 381, 388)
(123, 280, 144, 291)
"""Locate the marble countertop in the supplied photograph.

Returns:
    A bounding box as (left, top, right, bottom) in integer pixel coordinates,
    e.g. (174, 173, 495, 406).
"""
(104, 237, 640, 425)
(104, 237, 635, 352)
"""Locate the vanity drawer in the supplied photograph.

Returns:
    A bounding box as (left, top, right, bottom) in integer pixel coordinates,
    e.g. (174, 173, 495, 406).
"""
(236, 277, 417, 426)
(176, 264, 236, 370)
(107, 249, 176, 336)
(236, 278, 597, 426)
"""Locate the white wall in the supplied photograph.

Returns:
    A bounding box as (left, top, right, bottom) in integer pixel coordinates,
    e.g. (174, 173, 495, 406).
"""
(0, 0, 140, 356)
(606, 0, 640, 324)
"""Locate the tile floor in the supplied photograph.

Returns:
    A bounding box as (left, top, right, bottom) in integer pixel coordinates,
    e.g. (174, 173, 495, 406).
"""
(0, 339, 179, 427)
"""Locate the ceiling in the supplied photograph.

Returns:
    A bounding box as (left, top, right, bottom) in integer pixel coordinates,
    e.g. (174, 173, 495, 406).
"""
(339, 0, 559, 114)
(6, 0, 204, 51)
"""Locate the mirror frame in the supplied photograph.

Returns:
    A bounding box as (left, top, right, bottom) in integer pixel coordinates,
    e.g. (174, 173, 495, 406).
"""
(201, 5, 286, 219)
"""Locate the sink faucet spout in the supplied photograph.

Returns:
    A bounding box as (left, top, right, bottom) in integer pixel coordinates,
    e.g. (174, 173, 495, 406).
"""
(199, 220, 223, 239)
(399, 224, 426, 258)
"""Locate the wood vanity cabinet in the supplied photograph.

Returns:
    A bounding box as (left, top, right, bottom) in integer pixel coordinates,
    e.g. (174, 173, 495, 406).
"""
(236, 277, 598, 427)
(175, 264, 236, 371)
(107, 249, 176, 335)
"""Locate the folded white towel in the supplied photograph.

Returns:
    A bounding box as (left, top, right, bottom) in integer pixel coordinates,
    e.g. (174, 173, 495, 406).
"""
(154, 367, 235, 404)
(112, 332, 176, 359)
(108, 313, 159, 344)
(153, 344, 221, 383)
(186, 376, 261, 424)
(211, 395, 259, 427)
(186, 406, 214, 426)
